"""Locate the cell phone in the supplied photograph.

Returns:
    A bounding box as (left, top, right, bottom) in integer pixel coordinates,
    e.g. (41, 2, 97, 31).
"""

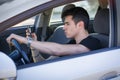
(27, 26, 31, 33)
(27, 26, 33, 48)
(27, 26, 32, 39)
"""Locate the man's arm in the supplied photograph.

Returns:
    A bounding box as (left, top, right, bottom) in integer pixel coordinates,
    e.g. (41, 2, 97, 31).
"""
(30, 41, 90, 56)
(7, 34, 90, 56)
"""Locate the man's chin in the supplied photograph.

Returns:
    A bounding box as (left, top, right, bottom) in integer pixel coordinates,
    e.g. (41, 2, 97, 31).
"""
(65, 34, 72, 38)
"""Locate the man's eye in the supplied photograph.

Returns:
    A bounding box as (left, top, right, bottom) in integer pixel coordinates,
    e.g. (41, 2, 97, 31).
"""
(64, 22, 69, 25)
(66, 23, 69, 25)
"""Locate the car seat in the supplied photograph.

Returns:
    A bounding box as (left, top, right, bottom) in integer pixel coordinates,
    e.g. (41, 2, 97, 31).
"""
(91, 8, 109, 48)
(47, 26, 70, 43)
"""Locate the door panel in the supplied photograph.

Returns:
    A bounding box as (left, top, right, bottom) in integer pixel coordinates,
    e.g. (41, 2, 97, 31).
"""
(17, 48, 120, 80)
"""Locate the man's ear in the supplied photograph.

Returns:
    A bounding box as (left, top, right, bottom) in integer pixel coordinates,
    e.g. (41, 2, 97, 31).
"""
(77, 21, 84, 29)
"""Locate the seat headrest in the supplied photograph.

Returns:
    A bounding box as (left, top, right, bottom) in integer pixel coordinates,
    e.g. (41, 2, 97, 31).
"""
(93, 8, 109, 35)
(47, 26, 70, 44)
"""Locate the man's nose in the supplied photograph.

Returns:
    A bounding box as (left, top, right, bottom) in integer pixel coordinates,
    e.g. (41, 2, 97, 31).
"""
(63, 25, 66, 30)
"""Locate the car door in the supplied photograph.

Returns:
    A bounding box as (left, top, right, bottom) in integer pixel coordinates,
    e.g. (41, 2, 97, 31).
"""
(17, 48, 120, 80)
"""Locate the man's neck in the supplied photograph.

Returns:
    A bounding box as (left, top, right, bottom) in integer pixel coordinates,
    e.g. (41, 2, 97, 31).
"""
(75, 30, 89, 44)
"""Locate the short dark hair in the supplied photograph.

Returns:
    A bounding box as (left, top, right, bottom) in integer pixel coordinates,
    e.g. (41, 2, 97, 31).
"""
(61, 7, 89, 30)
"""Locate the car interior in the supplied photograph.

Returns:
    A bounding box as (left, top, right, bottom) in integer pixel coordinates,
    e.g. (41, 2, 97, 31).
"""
(0, 0, 110, 66)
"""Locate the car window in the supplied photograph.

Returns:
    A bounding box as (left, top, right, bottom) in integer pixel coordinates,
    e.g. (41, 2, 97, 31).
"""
(50, 0, 99, 24)
(13, 16, 35, 27)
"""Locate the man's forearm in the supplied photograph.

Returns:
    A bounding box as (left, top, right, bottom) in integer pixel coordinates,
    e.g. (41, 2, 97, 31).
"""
(29, 41, 62, 56)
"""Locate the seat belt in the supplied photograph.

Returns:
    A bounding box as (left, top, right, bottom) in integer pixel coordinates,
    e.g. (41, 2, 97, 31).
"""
(40, 12, 48, 41)
(33, 14, 47, 41)
(33, 15, 41, 34)
(41, 25, 47, 41)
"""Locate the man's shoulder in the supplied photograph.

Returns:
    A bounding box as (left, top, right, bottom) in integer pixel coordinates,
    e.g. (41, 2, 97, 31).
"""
(80, 36, 102, 50)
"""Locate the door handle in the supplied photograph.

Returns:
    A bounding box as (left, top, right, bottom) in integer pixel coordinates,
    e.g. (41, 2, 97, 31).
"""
(99, 71, 120, 80)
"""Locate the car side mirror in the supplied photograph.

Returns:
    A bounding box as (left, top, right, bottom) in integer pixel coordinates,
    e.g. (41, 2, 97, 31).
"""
(0, 52, 16, 79)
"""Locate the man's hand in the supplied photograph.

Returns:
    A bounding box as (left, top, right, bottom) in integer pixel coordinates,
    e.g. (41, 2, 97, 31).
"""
(6, 33, 27, 44)
(26, 29, 37, 41)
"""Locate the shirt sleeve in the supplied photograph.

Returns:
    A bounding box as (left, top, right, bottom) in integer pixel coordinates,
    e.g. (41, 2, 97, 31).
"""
(80, 36, 102, 50)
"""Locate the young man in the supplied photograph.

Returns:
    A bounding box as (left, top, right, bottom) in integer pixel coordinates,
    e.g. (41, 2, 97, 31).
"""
(7, 7, 101, 60)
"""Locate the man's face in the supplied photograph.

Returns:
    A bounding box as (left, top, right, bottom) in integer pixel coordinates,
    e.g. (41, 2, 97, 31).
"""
(63, 15, 79, 39)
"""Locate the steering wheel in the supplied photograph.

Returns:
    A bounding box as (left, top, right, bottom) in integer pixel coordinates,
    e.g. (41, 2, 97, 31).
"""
(10, 38, 30, 64)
